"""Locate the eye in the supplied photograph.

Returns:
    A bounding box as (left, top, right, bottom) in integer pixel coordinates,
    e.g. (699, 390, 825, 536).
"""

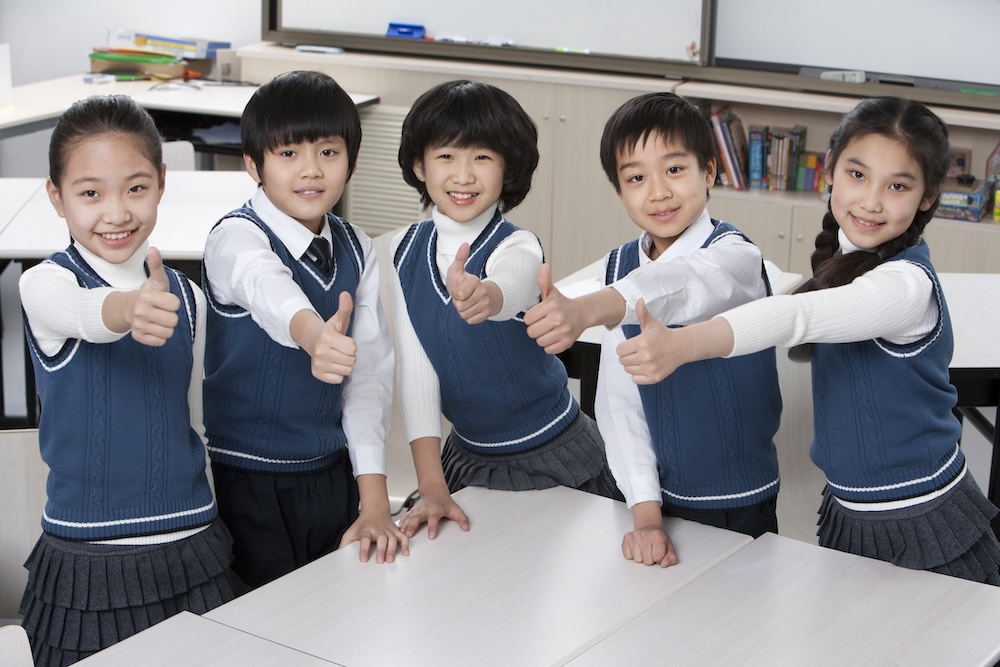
(82, 190, 99, 198)
(320, 148, 338, 157)
(849, 169, 864, 180)
(128, 184, 146, 194)
(889, 182, 909, 193)
(666, 165, 683, 175)
(279, 149, 296, 158)
(625, 174, 644, 184)
(475, 153, 493, 161)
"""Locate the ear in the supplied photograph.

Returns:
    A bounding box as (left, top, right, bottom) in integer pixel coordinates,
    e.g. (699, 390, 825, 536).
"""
(918, 192, 936, 212)
(156, 163, 166, 204)
(412, 159, 426, 183)
(823, 149, 834, 186)
(243, 154, 262, 184)
(703, 157, 717, 189)
(45, 179, 66, 219)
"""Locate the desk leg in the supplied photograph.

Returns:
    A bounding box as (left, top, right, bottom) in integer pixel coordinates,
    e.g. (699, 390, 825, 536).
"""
(557, 342, 600, 419)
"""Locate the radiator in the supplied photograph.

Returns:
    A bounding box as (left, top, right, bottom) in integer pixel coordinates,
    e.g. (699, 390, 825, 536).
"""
(343, 105, 425, 238)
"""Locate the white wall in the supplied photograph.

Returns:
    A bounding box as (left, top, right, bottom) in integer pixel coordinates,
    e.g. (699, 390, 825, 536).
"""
(0, 1, 260, 415)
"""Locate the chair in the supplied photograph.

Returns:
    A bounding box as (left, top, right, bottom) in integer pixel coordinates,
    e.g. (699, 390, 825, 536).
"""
(0, 429, 46, 621)
(0, 624, 33, 667)
(161, 140, 197, 171)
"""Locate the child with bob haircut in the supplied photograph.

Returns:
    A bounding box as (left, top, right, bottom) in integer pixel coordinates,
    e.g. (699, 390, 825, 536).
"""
(526, 92, 781, 566)
(392, 79, 621, 539)
(202, 70, 406, 588)
(615, 96, 1000, 584)
(19, 95, 242, 665)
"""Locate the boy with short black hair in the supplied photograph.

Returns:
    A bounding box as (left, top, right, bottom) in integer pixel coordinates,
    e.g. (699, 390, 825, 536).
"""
(202, 70, 406, 588)
(525, 92, 782, 566)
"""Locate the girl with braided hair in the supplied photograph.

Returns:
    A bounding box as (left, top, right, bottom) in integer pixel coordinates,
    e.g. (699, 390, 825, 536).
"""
(611, 96, 1000, 584)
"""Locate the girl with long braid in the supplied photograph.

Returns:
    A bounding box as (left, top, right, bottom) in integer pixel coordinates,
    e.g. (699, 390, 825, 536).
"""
(613, 96, 1000, 584)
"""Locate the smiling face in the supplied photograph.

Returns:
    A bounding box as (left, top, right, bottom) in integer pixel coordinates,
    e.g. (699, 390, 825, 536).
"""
(245, 136, 352, 234)
(828, 134, 935, 251)
(615, 132, 715, 259)
(47, 133, 164, 264)
(413, 145, 506, 223)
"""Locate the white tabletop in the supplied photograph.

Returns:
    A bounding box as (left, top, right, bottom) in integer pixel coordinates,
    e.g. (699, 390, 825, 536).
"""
(0, 74, 379, 136)
(0, 171, 257, 261)
(75, 611, 337, 666)
(568, 532, 1000, 667)
(940, 273, 1000, 370)
(206, 486, 752, 667)
(0, 178, 44, 236)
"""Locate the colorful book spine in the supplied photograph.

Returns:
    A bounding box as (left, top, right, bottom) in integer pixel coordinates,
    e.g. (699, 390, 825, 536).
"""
(710, 107, 736, 188)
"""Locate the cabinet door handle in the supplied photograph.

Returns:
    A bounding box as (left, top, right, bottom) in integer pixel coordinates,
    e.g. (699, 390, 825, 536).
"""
(778, 232, 785, 239)
(796, 235, 804, 241)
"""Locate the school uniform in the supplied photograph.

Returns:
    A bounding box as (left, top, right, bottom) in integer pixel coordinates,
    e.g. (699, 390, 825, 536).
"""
(201, 188, 393, 587)
(722, 230, 1000, 584)
(19, 242, 241, 666)
(596, 212, 781, 537)
(391, 204, 619, 497)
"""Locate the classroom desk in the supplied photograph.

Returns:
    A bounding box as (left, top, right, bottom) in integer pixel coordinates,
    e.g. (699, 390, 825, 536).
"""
(568, 532, 1000, 666)
(940, 273, 1000, 504)
(0, 74, 379, 148)
(76, 611, 337, 666)
(0, 179, 44, 233)
(205, 486, 752, 667)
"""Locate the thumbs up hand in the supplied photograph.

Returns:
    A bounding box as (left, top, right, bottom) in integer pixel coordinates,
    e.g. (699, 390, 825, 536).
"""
(310, 291, 358, 384)
(446, 243, 493, 325)
(130, 246, 181, 346)
(523, 263, 583, 355)
(616, 299, 679, 384)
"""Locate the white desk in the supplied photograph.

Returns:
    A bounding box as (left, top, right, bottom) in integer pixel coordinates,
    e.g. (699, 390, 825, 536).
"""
(569, 532, 1000, 667)
(0, 171, 257, 262)
(76, 611, 338, 666)
(940, 273, 1000, 503)
(0, 74, 379, 140)
(0, 178, 43, 236)
(206, 486, 752, 667)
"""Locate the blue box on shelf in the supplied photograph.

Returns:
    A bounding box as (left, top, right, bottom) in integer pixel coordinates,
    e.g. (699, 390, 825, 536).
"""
(386, 23, 425, 39)
(937, 177, 996, 222)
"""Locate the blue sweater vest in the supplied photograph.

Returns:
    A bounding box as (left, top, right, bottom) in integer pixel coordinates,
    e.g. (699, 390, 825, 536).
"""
(201, 207, 363, 472)
(810, 241, 964, 502)
(394, 213, 578, 453)
(609, 222, 781, 510)
(24, 247, 215, 540)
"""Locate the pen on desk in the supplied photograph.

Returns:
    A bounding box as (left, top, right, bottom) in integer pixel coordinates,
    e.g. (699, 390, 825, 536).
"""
(556, 47, 590, 55)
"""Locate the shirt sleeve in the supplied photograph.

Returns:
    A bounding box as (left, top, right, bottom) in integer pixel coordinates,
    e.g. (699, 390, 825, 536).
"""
(594, 326, 661, 509)
(340, 229, 393, 476)
(19, 262, 126, 356)
(723, 260, 938, 357)
(482, 230, 544, 320)
(612, 235, 767, 327)
(390, 232, 444, 443)
(202, 217, 315, 348)
(188, 281, 208, 447)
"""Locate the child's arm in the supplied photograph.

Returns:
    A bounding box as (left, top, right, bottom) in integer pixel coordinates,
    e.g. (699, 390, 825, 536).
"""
(595, 325, 678, 568)
(525, 237, 765, 354)
(339, 232, 409, 561)
(390, 232, 471, 539)
(618, 262, 937, 384)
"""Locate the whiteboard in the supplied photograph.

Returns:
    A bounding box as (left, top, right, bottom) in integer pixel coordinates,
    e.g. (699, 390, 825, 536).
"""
(714, 0, 999, 89)
(277, 0, 707, 65)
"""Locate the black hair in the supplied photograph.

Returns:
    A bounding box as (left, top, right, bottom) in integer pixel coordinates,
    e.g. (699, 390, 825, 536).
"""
(788, 96, 950, 362)
(599, 92, 718, 195)
(241, 70, 361, 179)
(398, 80, 539, 212)
(49, 94, 162, 189)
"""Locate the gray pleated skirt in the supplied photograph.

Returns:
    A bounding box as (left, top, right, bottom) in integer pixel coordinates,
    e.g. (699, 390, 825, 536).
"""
(818, 471, 1000, 585)
(442, 412, 623, 501)
(19, 518, 245, 666)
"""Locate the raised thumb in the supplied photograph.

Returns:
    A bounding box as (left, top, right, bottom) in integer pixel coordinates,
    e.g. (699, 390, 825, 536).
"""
(330, 291, 354, 333)
(146, 246, 169, 291)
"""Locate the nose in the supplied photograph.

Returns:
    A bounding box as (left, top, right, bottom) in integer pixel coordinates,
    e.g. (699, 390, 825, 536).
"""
(452, 156, 475, 185)
(649, 173, 671, 201)
(858, 184, 882, 213)
(300, 153, 323, 178)
(101, 194, 132, 225)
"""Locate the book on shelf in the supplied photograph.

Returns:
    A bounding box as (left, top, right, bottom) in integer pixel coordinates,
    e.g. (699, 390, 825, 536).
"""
(747, 125, 769, 189)
(710, 106, 736, 188)
(785, 125, 807, 191)
(711, 105, 749, 190)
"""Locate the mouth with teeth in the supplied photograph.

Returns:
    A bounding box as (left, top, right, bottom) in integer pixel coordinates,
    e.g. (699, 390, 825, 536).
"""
(448, 192, 477, 204)
(852, 214, 883, 228)
(99, 230, 134, 242)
